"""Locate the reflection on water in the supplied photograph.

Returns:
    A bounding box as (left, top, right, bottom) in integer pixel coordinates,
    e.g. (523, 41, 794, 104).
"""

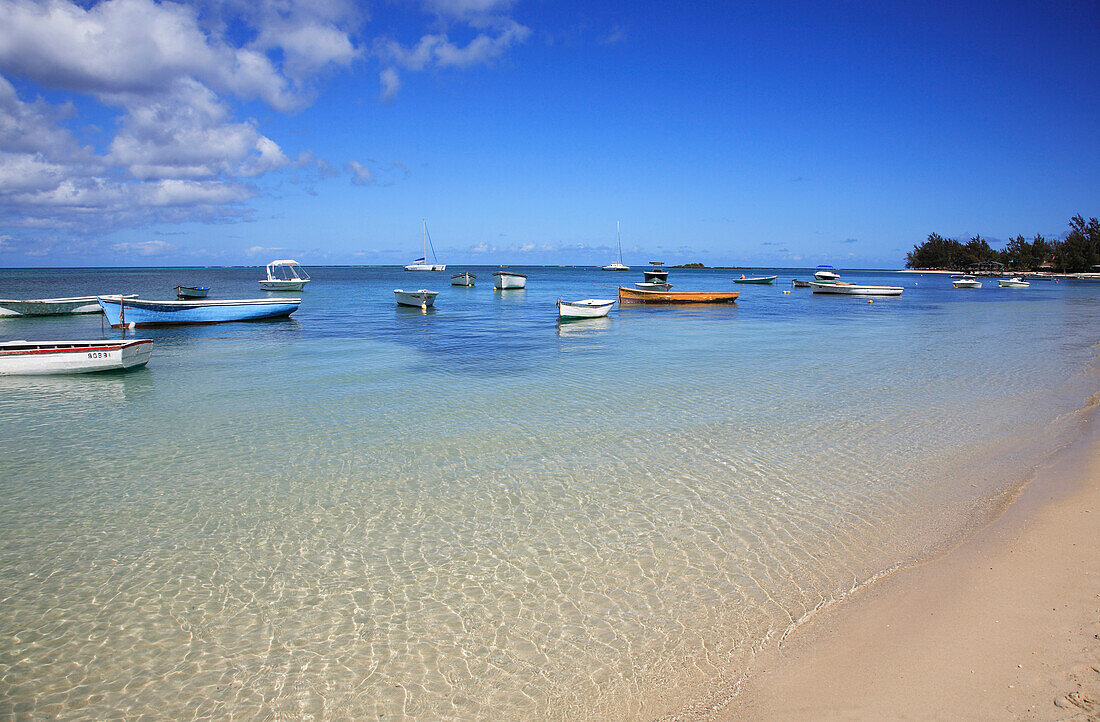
(0, 266, 1098, 719)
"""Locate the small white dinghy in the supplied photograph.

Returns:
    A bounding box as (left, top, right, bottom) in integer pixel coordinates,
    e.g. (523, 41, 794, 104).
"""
(493, 270, 527, 289)
(0, 294, 137, 317)
(394, 289, 438, 308)
(557, 298, 615, 321)
(0, 339, 153, 375)
(809, 282, 903, 296)
(998, 277, 1030, 288)
(953, 276, 982, 289)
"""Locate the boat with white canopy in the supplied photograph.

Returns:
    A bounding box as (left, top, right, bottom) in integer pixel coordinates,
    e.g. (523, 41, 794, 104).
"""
(260, 260, 310, 291)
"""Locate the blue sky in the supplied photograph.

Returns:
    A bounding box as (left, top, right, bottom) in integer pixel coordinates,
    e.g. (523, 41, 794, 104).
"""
(0, 0, 1097, 268)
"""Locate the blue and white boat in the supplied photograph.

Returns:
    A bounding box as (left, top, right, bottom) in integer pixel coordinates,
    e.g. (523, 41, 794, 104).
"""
(98, 297, 300, 328)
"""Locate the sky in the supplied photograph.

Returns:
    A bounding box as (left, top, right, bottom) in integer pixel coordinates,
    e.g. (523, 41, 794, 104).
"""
(0, 0, 1097, 268)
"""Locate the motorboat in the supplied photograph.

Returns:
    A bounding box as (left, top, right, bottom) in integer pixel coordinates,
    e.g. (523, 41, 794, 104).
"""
(814, 266, 840, 281)
(98, 297, 300, 327)
(0, 339, 152, 375)
(953, 276, 982, 289)
(791, 280, 812, 288)
(998, 277, 1030, 288)
(493, 270, 527, 289)
(175, 285, 210, 298)
(809, 282, 903, 296)
(260, 260, 310, 291)
(450, 272, 476, 286)
(394, 289, 438, 308)
(602, 221, 630, 271)
(405, 219, 446, 271)
(617, 287, 739, 304)
(0, 294, 137, 317)
(634, 269, 671, 291)
(557, 298, 615, 320)
(734, 275, 778, 284)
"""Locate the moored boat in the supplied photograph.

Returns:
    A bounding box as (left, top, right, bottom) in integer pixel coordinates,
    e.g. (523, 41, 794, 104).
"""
(260, 260, 310, 291)
(953, 276, 982, 289)
(601, 221, 630, 271)
(734, 274, 778, 284)
(175, 285, 210, 298)
(450, 272, 476, 286)
(394, 289, 438, 308)
(98, 297, 301, 327)
(0, 294, 137, 317)
(405, 219, 446, 271)
(0, 339, 152, 375)
(617, 287, 739, 304)
(809, 282, 903, 296)
(791, 279, 812, 288)
(634, 268, 671, 291)
(493, 270, 527, 289)
(998, 277, 1030, 288)
(814, 266, 840, 281)
(557, 298, 615, 320)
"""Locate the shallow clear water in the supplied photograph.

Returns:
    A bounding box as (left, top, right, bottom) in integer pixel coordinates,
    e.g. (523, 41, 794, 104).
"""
(1, 267, 1098, 719)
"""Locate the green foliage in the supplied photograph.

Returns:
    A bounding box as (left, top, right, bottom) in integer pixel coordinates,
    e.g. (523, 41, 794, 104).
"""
(905, 214, 1099, 272)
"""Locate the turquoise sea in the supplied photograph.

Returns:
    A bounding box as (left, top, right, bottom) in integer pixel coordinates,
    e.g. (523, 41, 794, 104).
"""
(1, 266, 1098, 719)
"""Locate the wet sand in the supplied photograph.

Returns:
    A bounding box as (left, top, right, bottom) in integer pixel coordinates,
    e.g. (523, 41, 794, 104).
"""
(720, 414, 1100, 720)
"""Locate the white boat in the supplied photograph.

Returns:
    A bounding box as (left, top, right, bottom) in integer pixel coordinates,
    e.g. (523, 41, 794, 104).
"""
(493, 270, 527, 289)
(557, 298, 615, 320)
(451, 272, 476, 286)
(260, 260, 310, 291)
(809, 281, 903, 296)
(0, 294, 137, 317)
(394, 289, 438, 308)
(405, 219, 446, 271)
(175, 285, 210, 298)
(0, 339, 152, 375)
(998, 277, 1030, 288)
(953, 276, 982, 289)
(814, 266, 840, 281)
(602, 221, 630, 271)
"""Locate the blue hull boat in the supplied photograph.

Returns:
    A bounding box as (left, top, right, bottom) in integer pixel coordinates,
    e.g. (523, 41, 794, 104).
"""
(98, 297, 300, 327)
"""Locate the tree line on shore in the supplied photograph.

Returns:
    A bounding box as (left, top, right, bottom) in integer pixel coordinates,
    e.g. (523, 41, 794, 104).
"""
(905, 214, 1100, 272)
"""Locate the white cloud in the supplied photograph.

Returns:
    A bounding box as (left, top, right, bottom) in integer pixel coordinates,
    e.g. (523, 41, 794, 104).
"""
(346, 160, 373, 185)
(377, 20, 530, 72)
(379, 67, 401, 103)
(110, 239, 176, 256)
(246, 244, 283, 257)
(519, 242, 534, 252)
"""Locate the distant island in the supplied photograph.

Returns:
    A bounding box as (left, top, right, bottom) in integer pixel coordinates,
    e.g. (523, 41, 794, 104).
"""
(906, 213, 1099, 272)
(669, 262, 707, 268)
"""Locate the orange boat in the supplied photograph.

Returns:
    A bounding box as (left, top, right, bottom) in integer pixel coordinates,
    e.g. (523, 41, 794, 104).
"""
(617, 287, 739, 304)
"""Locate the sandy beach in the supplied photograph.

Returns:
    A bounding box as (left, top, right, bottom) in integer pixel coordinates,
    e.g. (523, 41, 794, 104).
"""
(720, 411, 1100, 720)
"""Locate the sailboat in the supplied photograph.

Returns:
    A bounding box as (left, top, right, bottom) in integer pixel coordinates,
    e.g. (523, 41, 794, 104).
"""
(602, 221, 630, 271)
(405, 219, 446, 271)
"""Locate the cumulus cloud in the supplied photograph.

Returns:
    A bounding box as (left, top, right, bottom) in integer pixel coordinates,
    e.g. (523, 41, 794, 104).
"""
(110, 239, 176, 256)
(0, 0, 529, 246)
(346, 160, 372, 185)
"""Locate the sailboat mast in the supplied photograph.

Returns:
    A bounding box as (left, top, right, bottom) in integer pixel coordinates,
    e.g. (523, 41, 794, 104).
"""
(422, 219, 427, 262)
(617, 221, 622, 263)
